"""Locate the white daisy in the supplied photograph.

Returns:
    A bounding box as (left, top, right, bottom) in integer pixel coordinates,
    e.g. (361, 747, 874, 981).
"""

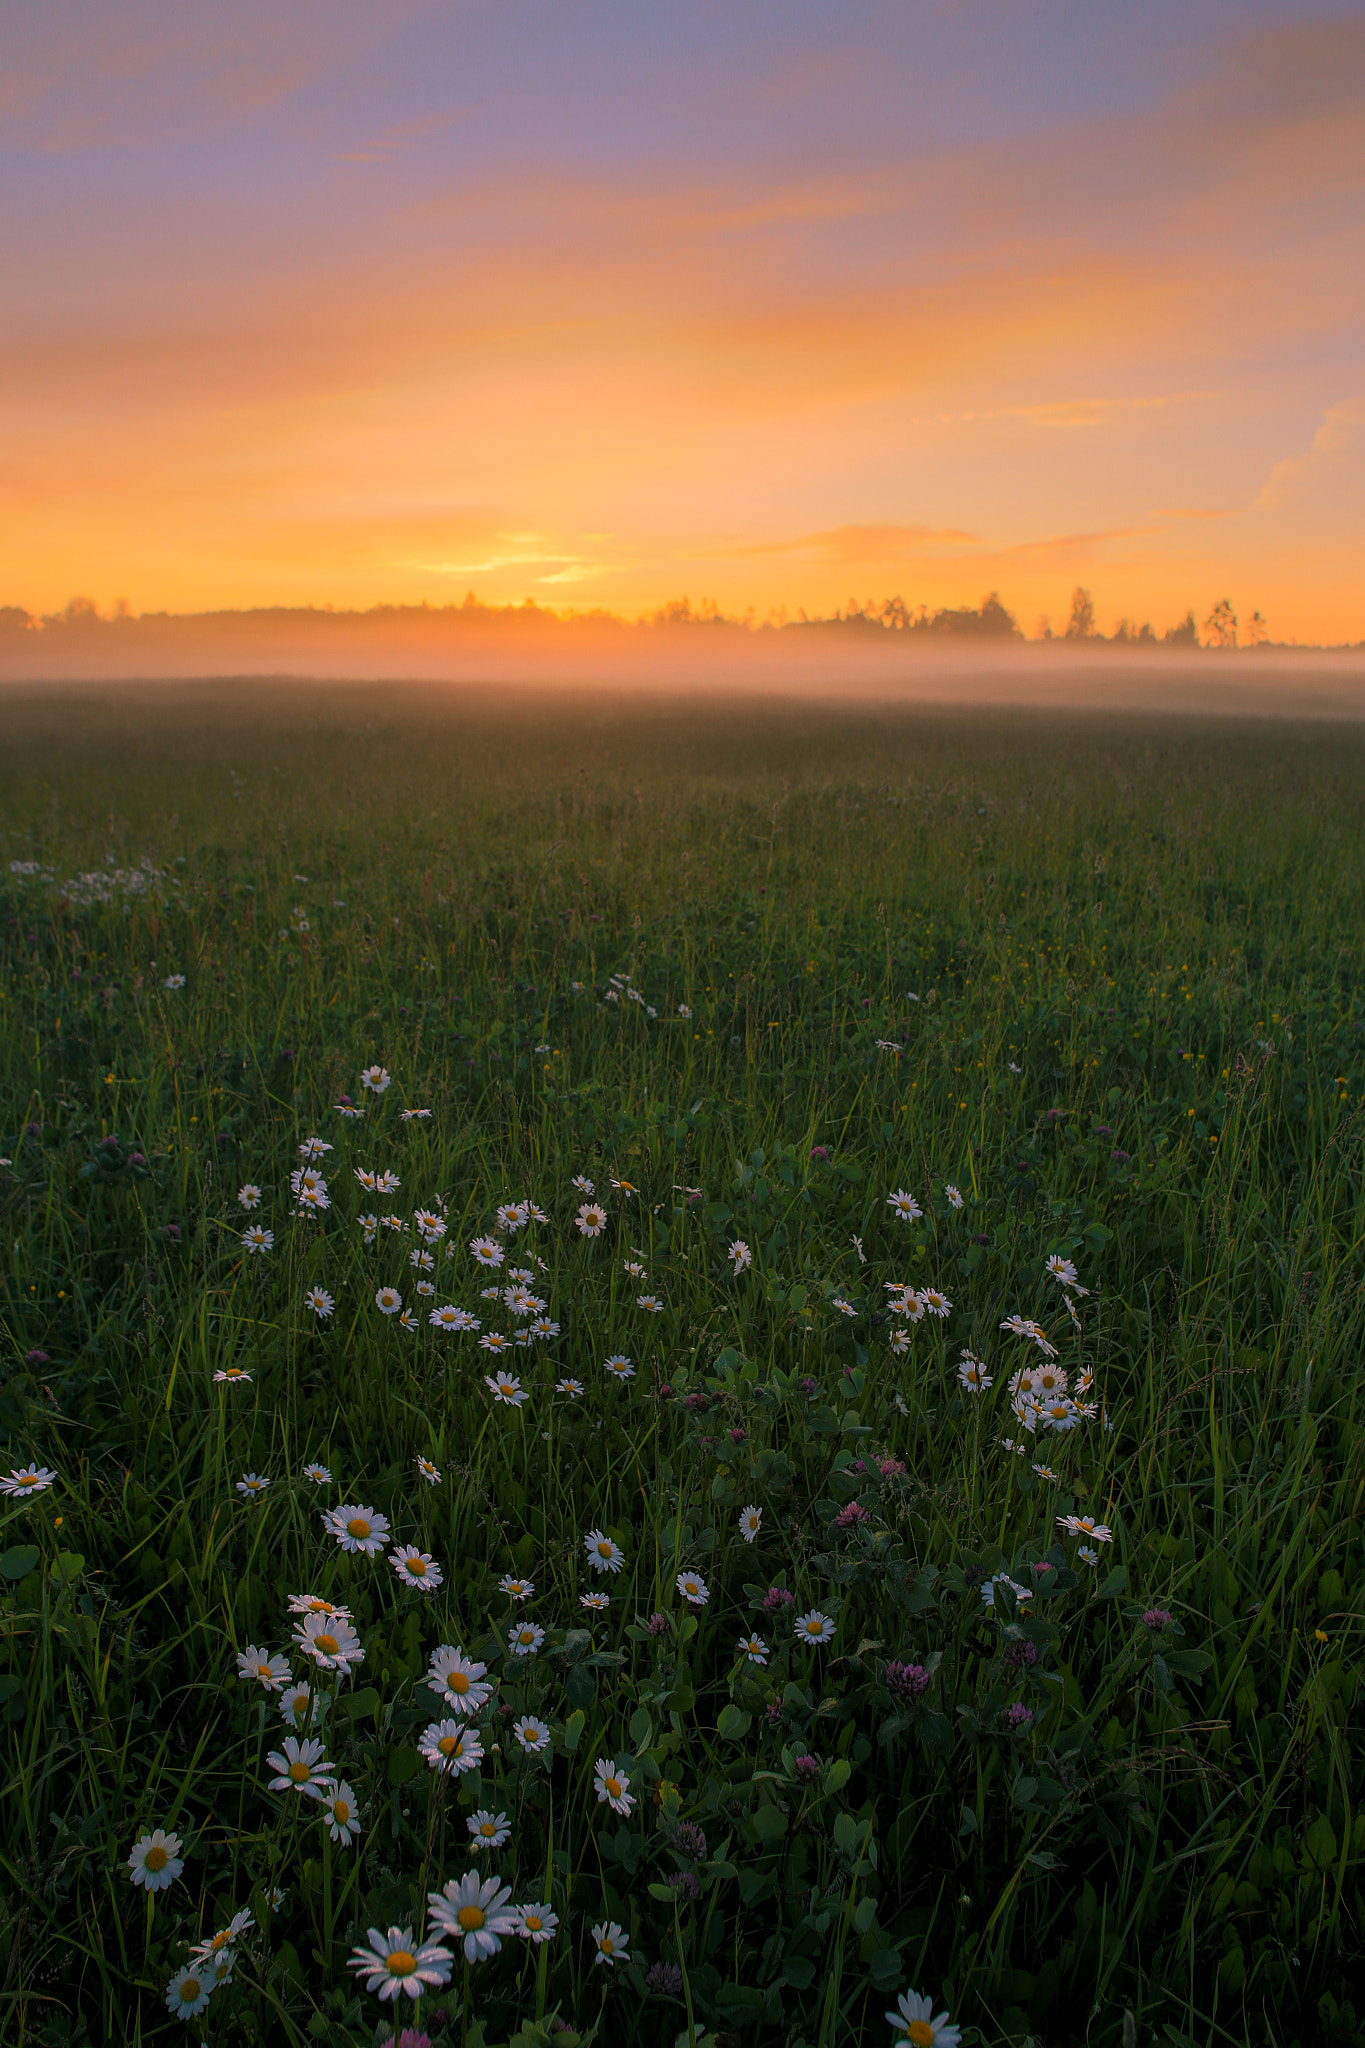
(675, 1570, 709, 1607)
(515, 1902, 558, 1943)
(360, 1066, 391, 1095)
(593, 1758, 634, 1816)
(507, 1622, 544, 1657)
(304, 1286, 335, 1318)
(237, 1183, 262, 1209)
(324, 1503, 390, 1555)
(236, 1645, 290, 1691)
(584, 1529, 624, 1574)
(604, 1354, 634, 1380)
(324, 1780, 361, 1845)
(794, 1609, 836, 1644)
(265, 1735, 335, 1801)
(419, 1719, 485, 1776)
(738, 1633, 768, 1665)
(236, 1472, 269, 1499)
(302, 1461, 332, 1485)
(591, 1919, 629, 1967)
(164, 1965, 211, 2019)
(426, 1645, 492, 1716)
(347, 1924, 452, 2001)
(498, 1574, 534, 1602)
(886, 1988, 962, 2046)
(738, 1505, 762, 1542)
(580, 1590, 610, 1611)
(887, 1189, 922, 1222)
(513, 1714, 552, 1754)
(466, 1809, 511, 1852)
(375, 1286, 402, 1315)
(0, 1464, 57, 1498)
(127, 1827, 183, 1893)
(293, 1612, 364, 1671)
(241, 1224, 274, 1254)
(392, 1546, 443, 1593)
(427, 1872, 518, 1963)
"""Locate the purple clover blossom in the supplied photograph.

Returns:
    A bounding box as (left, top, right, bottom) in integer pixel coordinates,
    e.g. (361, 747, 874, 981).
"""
(645, 1961, 684, 1998)
(763, 1587, 795, 1615)
(671, 1822, 708, 1863)
(666, 1870, 701, 1902)
(809, 1145, 830, 1161)
(885, 1660, 930, 1701)
(798, 1376, 819, 1396)
(26, 1348, 49, 1367)
(1143, 1608, 1173, 1632)
(792, 1754, 821, 1784)
(646, 1612, 670, 1637)
(834, 1500, 870, 1530)
(1002, 1639, 1040, 1673)
(1003, 1703, 1034, 1734)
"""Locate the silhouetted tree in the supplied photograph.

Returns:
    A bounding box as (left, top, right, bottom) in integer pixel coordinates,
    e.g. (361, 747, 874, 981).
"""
(1204, 598, 1238, 649)
(1164, 610, 1198, 646)
(1065, 587, 1096, 639)
(1246, 610, 1268, 646)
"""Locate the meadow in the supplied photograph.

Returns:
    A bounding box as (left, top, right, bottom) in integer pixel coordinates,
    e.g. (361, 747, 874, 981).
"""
(1, 680, 1362, 2048)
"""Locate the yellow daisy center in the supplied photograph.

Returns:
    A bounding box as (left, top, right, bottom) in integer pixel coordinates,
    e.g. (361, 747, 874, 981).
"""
(181, 1977, 202, 2001)
(600, 1935, 615, 1954)
(347, 1518, 370, 1540)
(315, 1633, 339, 1655)
(438, 1734, 459, 1756)
(144, 1845, 168, 1872)
(289, 1760, 311, 1783)
(208, 1931, 229, 1952)
(597, 1542, 612, 1558)
(605, 1777, 621, 1798)
(806, 1620, 822, 1635)
(333, 1800, 350, 1823)
(407, 1558, 426, 1577)
(908, 2023, 935, 2048)
(386, 1950, 416, 1975)
(448, 1671, 469, 1694)
(524, 1913, 543, 1932)
(479, 1823, 496, 1837)
(457, 1904, 486, 1930)
(256, 1663, 272, 1679)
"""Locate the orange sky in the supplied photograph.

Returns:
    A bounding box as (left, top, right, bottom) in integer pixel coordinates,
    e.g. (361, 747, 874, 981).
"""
(2, 3, 1363, 641)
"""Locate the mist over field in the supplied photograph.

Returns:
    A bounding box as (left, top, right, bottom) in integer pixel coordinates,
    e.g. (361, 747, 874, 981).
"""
(2, 604, 1364, 722)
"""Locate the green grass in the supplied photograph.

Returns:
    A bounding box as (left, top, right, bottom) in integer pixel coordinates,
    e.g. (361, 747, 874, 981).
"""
(1, 682, 1363, 2048)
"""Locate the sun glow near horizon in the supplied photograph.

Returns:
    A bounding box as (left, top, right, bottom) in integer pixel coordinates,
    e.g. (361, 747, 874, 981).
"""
(2, 2, 1363, 645)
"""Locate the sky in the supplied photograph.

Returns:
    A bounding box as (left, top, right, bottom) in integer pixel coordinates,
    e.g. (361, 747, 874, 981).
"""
(2, 1, 1363, 642)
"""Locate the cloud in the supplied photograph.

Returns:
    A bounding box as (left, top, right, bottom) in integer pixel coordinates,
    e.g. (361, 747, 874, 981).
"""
(1254, 398, 1365, 510)
(714, 522, 977, 564)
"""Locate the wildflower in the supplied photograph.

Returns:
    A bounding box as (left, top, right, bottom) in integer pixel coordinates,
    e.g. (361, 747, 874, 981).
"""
(887, 1189, 922, 1222)
(414, 1208, 446, 1242)
(359, 1212, 378, 1244)
(589, 1916, 626, 1966)
(163, 972, 186, 990)
(1043, 1399, 1080, 1433)
(391, 1547, 443, 1593)
(127, 1827, 184, 1892)
(289, 1591, 352, 1619)
(324, 1781, 361, 1845)
(572, 1174, 595, 1194)
(1057, 1513, 1112, 1543)
(238, 1184, 262, 1209)
(957, 1355, 992, 1392)
(430, 1303, 478, 1331)
(236, 1472, 269, 1499)
(795, 1609, 836, 1645)
(304, 1286, 335, 1318)
(419, 1720, 485, 1775)
(728, 1239, 752, 1273)
(585, 1529, 625, 1574)
(400, 1106, 433, 1121)
(738, 1633, 768, 1665)
(832, 1297, 857, 1318)
(1046, 1254, 1080, 1287)
(1142, 1608, 1173, 1632)
(238, 1645, 291, 1690)
(793, 1753, 821, 1784)
(375, 1169, 401, 1194)
(415, 1455, 441, 1485)
(467, 1809, 511, 1851)
(889, 1328, 912, 1355)
(470, 1237, 505, 1267)
(427, 1871, 518, 1965)
(557, 1377, 584, 1398)
(610, 1176, 638, 1194)
(529, 1316, 559, 1340)
(1032, 1463, 1059, 1482)
(484, 1369, 528, 1406)
(920, 1287, 952, 1318)
(1078, 1544, 1100, 1566)
(763, 1586, 795, 1614)
(945, 1184, 964, 1209)
(191, 1908, 255, 1966)
(646, 1611, 670, 1636)
(580, 1589, 610, 1610)
(498, 1574, 533, 1603)
(360, 1066, 391, 1095)
(637, 1293, 663, 1312)
(508, 1622, 545, 1657)
(164, 1966, 211, 2019)
(1033, 1364, 1068, 1397)
(1003, 1701, 1034, 1733)
(375, 1286, 402, 1316)
(399, 1309, 419, 1331)
(835, 1500, 871, 1530)
(324, 1503, 391, 1556)
(516, 1902, 558, 1943)
(336, 1098, 364, 1120)
(242, 1224, 274, 1254)
(886, 1660, 930, 1701)
(886, 1989, 962, 2047)
(497, 1201, 530, 1233)
(355, 1167, 378, 1192)
(604, 1353, 634, 1380)
(514, 1715, 551, 1754)
(426, 1645, 492, 1715)
(738, 1504, 762, 1542)
(593, 1759, 635, 1816)
(0, 1464, 57, 1497)
(266, 1735, 335, 1800)
(676, 1570, 709, 1606)
(411, 1249, 436, 1273)
(347, 1925, 452, 2001)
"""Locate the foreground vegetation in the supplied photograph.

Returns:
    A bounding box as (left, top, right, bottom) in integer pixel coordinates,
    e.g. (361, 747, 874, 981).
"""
(1, 683, 1363, 2048)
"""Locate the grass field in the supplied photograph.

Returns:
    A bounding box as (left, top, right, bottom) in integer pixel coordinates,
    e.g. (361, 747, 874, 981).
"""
(1, 681, 1363, 2048)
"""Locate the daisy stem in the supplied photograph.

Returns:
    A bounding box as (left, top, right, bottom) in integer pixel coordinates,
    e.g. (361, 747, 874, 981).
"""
(322, 1820, 332, 1971)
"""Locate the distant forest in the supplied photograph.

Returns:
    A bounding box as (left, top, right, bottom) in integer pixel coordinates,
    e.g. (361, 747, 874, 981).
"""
(0, 586, 1343, 657)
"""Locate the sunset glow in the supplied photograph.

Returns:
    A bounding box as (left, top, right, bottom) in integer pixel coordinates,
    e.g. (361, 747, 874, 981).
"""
(3, 2, 1363, 641)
